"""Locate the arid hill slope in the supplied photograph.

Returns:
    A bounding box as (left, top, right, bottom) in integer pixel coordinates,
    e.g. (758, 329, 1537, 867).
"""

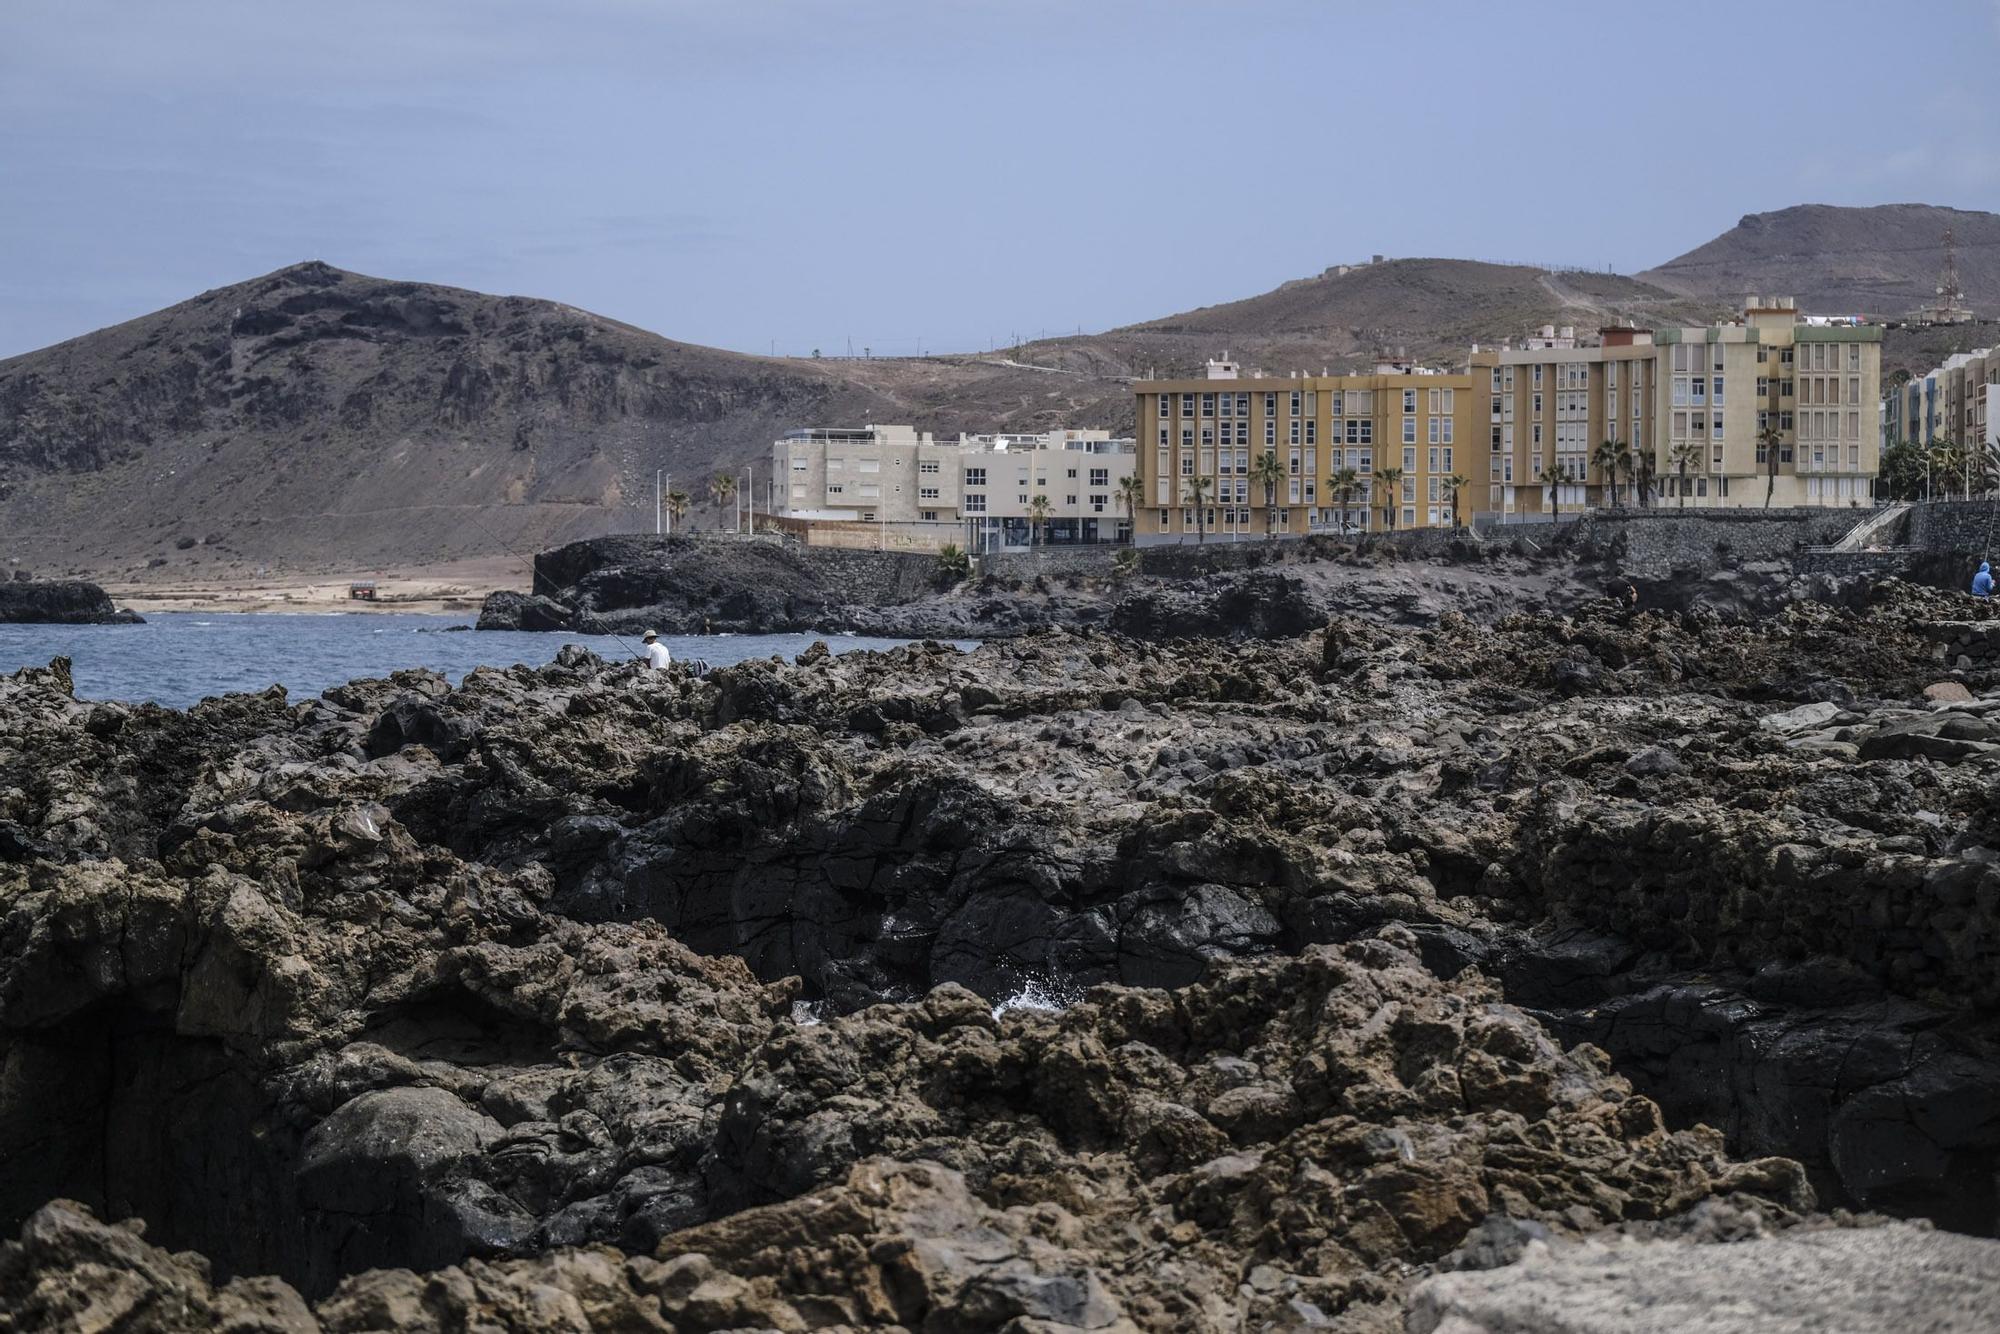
(0, 263, 1128, 578)
(1019, 258, 1728, 379)
(1643, 204, 2000, 316)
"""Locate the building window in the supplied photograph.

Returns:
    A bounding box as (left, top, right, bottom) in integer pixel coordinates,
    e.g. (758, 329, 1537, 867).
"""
(1290, 390, 1302, 416)
(1157, 396, 1170, 419)
(921, 509, 939, 521)
(1089, 468, 1109, 486)
(1305, 420, 1316, 445)
(1403, 417, 1416, 444)
(1181, 393, 1195, 415)
(1403, 389, 1416, 413)
(919, 487, 939, 500)
(1202, 393, 1215, 417)
(919, 460, 940, 474)
(965, 467, 986, 486)
(827, 483, 845, 494)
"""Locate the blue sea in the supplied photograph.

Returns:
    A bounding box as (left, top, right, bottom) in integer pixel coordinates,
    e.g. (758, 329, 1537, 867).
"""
(0, 612, 962, 709)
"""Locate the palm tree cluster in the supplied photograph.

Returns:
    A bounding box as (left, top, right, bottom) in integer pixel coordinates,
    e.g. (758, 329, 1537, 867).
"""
(1875, 436, 2000, 502)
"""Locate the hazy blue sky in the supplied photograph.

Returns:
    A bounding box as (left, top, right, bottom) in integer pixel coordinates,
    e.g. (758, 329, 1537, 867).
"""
(6, 0, 2000, 360)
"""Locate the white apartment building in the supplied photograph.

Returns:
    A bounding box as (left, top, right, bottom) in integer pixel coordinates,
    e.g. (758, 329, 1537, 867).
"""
(774, 424, 1137, 547)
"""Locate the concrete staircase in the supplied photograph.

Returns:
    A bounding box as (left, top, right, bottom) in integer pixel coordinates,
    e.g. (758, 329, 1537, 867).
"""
(1831, 503, 1910, 552)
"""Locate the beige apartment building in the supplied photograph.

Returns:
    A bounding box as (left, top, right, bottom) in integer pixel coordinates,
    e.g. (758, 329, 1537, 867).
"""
(773, 424, 1135, 547)
(1468, 324, 1660, 516)
(1131, 356, 1483, 542)
(1470, 298, 1882, 512)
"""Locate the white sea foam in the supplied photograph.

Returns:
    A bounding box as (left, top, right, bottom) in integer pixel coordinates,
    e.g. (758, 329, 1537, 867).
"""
(991, 970, 1082, 1019)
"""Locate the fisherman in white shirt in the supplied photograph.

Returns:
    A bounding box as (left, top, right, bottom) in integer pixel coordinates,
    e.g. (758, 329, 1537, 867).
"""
(641, 630, 672, 671)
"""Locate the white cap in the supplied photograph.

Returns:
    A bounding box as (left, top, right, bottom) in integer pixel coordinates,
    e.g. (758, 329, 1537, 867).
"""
(642, 629, 658, 640)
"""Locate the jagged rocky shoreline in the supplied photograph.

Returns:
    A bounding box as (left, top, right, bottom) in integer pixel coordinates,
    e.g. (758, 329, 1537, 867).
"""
(473, 527, 1861, 643)
(5, 578, 2000, 1328)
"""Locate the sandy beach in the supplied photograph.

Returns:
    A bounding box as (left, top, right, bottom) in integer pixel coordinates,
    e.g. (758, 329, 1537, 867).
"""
(101, 555, 528, 616)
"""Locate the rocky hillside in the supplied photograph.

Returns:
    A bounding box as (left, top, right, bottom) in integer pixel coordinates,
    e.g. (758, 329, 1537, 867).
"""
(1644, 204, 2000, 316)
(0, 263, 1128, 579)
(1020, 259, 1729, 379)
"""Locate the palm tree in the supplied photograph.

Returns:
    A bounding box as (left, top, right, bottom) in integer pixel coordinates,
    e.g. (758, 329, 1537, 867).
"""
(1253, 450, 1287, 539)
(1669, 442, 1701, 509)
(709, 473, 739, 530)
(1373, 466, 1404, 532)
(1538, 463, 1568, 523)
(1443, 473, 1468, 531)
(1116, 473, 1146, 543)
(1330, 466, 1360, 534)
(1618, 447, 1643, 509)
(1181, 474, 1212, 544)
(1946, 438, 1968, 499)
(666, 489, 691, 527)
(1027, 493, 1053, 548)
(1592, 439, 1624, 509)
(1759, 425, 1784, 509)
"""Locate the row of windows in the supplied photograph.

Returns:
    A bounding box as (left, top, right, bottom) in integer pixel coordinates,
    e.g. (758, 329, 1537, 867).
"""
(1161, 389, 1398, 419)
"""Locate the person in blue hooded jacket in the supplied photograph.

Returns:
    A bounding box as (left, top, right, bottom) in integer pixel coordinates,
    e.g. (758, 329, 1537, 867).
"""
(1975, 562, 1994, 597)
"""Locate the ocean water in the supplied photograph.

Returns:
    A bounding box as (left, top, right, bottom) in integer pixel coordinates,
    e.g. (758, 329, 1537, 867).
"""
(0, 612, 965, 709)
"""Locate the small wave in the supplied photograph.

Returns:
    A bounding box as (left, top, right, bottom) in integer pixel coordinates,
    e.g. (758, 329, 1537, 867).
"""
(991, 969, 1083, 1019)
(790, 999, 827, 1027)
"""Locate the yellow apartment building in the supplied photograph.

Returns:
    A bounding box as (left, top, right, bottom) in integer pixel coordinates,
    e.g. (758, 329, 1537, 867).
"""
(1131, 355, 1483, 542)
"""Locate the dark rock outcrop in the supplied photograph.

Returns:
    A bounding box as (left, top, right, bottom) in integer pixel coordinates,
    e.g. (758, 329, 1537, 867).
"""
(6, 573, 2000, 1325)
(0, 579, 141, 623)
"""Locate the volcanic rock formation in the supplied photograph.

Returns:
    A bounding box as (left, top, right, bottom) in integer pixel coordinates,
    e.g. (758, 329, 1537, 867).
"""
(0, 578, 141, 623)
(6, 579, 2000, 1326)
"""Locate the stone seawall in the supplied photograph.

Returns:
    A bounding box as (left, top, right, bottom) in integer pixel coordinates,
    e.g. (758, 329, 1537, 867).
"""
(1570, 509, 1869, 580)
(1911, 501, 2000, 555)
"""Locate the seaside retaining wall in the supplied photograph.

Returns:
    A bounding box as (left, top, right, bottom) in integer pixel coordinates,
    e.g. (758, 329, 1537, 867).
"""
(1910, 502, 2000, 555)
(1570, 509, 1870, 580)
